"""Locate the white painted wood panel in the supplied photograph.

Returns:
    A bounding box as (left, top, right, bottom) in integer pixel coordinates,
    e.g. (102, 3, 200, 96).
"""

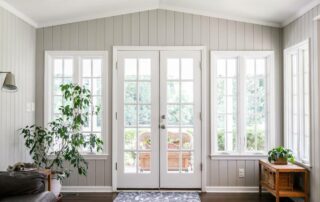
(283, 4, 320, 202)
(0, 7, 35, 170)
(34, 9, 282, 188)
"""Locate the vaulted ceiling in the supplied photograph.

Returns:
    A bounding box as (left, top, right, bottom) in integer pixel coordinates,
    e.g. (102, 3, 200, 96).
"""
(0, 0, 318, 28)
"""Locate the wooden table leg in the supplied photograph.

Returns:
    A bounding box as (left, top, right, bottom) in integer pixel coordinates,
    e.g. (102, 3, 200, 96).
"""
(48, 173, 51, 191)
(276, 172, 280, 202)
(259, 163, 262, 197)
(304, 171, 309, 202)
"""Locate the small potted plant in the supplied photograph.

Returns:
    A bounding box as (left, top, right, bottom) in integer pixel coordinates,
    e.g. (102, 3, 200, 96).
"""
(268, 146, 295, 165)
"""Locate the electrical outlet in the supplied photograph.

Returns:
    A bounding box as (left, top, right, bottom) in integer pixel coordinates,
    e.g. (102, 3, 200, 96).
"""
(239, 168, 245, 178)
(26, 103, 31, 112)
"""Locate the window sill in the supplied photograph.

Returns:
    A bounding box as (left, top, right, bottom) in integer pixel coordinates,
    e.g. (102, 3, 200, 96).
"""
(48, 153, 109, 160)
(210, 153, 268, 160)
(294, 161, 312, 170)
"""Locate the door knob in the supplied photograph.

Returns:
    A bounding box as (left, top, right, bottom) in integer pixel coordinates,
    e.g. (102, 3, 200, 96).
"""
(160, 124, 166, 129)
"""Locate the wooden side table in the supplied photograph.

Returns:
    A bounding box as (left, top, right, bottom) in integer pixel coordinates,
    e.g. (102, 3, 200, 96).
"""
(259, 160, 309, 202)
(25, 168, 52, 191)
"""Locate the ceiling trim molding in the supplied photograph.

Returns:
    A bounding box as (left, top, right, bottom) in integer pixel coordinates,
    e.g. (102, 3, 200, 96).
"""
(37, 5, 159, 28)
(159, 4, 281, 27)
(0, 0, 38, 27)
(281, 0, 320, 27)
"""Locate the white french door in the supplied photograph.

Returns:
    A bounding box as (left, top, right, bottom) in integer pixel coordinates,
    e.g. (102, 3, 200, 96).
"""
(159, 51, 201, 188)
(117, 50, 201, 189)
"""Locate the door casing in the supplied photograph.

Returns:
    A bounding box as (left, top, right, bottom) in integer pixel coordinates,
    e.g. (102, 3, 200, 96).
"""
(112, 46, 207, 191)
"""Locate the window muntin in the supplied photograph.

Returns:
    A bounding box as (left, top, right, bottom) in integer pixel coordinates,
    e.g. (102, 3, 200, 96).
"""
(245, 58, 267, 152)
(81, 58, 103, 140)
(45, 52, 107, 153)
(284, 41, 310, 165)
(211, 51, 274, 156)
(216, 58, 237, 152)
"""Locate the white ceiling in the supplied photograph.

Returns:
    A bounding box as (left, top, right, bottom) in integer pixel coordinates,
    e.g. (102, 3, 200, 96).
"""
(0, 0, 318, 28)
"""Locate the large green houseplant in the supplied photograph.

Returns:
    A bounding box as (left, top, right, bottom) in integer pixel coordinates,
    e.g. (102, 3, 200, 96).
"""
(20, 83, 103, 180)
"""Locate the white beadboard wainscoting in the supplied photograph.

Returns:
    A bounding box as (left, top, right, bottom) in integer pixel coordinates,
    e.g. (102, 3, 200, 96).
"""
(33, 8, 284, 189)
(0, 7, 36, 170)
(283, 4, 320, 202)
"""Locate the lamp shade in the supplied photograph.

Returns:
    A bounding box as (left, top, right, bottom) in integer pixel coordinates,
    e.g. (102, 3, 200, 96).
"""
(2, 72, 17, 91)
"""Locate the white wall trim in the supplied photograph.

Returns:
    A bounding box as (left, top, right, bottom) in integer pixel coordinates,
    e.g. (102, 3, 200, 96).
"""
(38, 5, 159, 28)
(206, 186, 265, 193)
(210, 155, 268, 160)
(282, 0, 320, 27)
(62, 186, 113, 193)
(1, 0, 318, 28)
(0, 0, 38, 27)
(159, 5, 280, 28)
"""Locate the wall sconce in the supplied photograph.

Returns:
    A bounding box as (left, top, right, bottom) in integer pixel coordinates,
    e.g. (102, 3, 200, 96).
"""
(0, 72, 18, 92)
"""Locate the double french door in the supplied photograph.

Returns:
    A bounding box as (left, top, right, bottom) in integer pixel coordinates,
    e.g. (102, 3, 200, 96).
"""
(116, 50, 202, 189)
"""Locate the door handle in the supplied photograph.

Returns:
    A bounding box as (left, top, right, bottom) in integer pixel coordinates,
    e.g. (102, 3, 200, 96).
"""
(160, 124, 166, 129)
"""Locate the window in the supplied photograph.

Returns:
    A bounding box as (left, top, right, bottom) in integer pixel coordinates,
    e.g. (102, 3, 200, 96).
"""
(284, 40, 310, 165)
(45, 51, 108, 153)
(211, 51, 275, 156)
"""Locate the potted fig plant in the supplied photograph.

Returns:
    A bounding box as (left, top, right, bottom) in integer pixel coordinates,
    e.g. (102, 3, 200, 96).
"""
(268, 146, 295, 165)
(20, 83, 103, 180)
(84, 134, 104, 154)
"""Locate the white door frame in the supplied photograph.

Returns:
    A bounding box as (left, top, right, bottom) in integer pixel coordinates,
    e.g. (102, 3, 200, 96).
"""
(112, 46, 207, 191)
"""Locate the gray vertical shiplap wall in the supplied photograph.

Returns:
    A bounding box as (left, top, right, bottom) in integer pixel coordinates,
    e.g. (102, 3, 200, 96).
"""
(0, 7, 36, 170)
(35, 9, 283, 187)
(283, 5, 320, 202)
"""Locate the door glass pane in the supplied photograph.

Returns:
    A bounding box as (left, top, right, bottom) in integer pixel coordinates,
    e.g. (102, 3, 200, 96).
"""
(138, 129, 151, 150)
(139, 59, 151, 80)
(181, 58, 193, 80)
(138, 82, 151, 103)
(166, 57, 195, 174)
(125, 105, 137, 126)
(168, 152, 180, 173)
(124, 82, 137, 103)
(181, 105, 193, 125)
(167, 59, 179, 80)
(181, 82, 193, 103)
(125, 59, 137, 80)
(139, 152, 151, 173)
(167, 128, 180, 150)
(123, 56, 154, 176)
(182, 128, 193, 149)
(138, 105, 151, 126)
(167, 105, 180, 126)
(182, 152, 193, 173)
(124, 152, 137, 173)
(124, 129, 137, 150)
(167, 82, 180, 103)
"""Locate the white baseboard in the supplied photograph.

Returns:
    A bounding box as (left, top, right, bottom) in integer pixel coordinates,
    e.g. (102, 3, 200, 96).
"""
(62, 186, 113, 193)
(206, 186, 263, 193)
(62, 185, 263, 193)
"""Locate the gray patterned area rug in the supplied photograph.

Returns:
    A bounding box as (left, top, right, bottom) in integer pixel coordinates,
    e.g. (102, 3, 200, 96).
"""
(114, 192, 200, 202)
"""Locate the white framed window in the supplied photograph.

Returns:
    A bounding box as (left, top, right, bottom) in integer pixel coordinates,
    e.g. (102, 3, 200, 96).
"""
(210, 51, 275, 157)
(44, 51, 108, 154)
(284, 39, 310, 165)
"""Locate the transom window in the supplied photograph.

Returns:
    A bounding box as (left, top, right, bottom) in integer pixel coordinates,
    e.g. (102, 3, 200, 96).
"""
(284, 40, 310, 165)
(44, 51, 108, 152)
(211, 51, 275, 156)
